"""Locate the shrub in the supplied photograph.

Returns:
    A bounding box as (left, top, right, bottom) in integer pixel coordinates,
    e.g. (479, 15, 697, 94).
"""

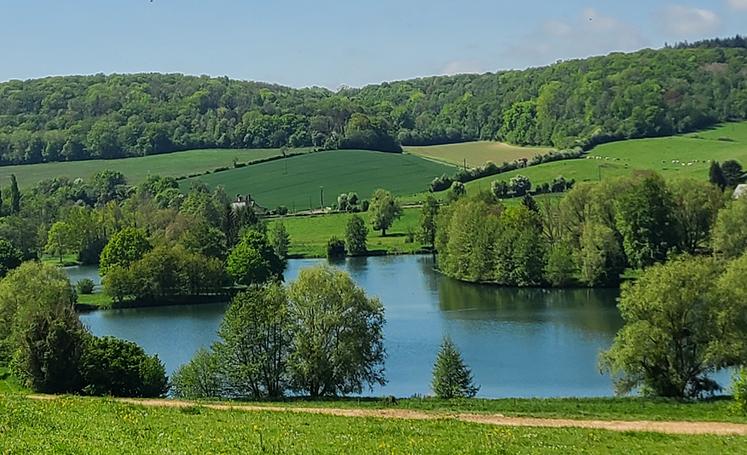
(76, 278, 95, 295)
(171, 348, 223, 399)
(80, 336, 168, 397)
(326, 236, 346, 259)
(732, 368, 747, 416)
(431, 337, 479, 399)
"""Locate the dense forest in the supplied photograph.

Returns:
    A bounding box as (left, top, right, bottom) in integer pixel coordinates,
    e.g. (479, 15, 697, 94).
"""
(1, 38, 746, 164)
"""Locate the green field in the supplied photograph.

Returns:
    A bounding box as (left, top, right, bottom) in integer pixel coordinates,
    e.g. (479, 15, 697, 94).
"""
(270, 207, 424, 258)
(184, 150, 453, 210)
(461, 122, 747, 194)
(0, 147, 313, 189)
(2, 395, 745, 453)
(406, 141, 551, 168)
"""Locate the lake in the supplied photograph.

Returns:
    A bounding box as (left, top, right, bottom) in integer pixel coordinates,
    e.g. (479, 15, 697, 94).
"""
(74, 255, 625, 398)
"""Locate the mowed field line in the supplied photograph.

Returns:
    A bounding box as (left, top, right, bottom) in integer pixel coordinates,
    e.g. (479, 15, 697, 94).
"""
(28, 395, 747, 436)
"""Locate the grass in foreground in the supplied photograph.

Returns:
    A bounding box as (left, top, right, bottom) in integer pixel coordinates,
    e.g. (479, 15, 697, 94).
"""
(2, 394, 745, 454)
(269, 207, 424, 258)
(406, 141, 551, 168)
(462, 121, 747, 194)
(183, 150, 453, 210)
(0, 147, 313, 189)
(230, 396, 747, 424)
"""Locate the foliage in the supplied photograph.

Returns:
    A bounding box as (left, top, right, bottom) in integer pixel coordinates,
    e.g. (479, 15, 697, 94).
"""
(80, 336, 168, 398)
(104, 245, 227, 302)
(76, 278, 95, 295)
(269, 222, 290, 263)
(344, 214, 368, 256)
(171, 348, 223, 399)
(577, 223, 625, 287)
(544, 242, 576, 287)
(369, 189, 402, 236)
(613, 173, 676, 268)
(712, 197, 747, 258)
(326, 237, 346, 259)
(99, 227, 152, 276)
(601, 256, 747, 398)
(287, 265, 386, 397)
(668, 179, 723, 253)
(226, 230, 283, 286)
(9, 174, 20, 214)
(45, 221, 74, 264)
(709, 161, 727, 190)
(179, 222, 228, 260)
(213, 283, 291, 399)
(0, 239, 22, 278)
(732, 369, 747, 416)
(431, 337, 479, 399)
(509, 175, 531, 196)
(445, 181, 465, 202)
(721, 160, 744, 187)
(418, 195, 439, 248)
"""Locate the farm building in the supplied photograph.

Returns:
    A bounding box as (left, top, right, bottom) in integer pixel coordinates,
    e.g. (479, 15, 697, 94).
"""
(231, 194, 269, 215)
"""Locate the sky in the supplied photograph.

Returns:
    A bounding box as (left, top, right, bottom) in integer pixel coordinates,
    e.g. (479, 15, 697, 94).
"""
(1, 0, 746, 89)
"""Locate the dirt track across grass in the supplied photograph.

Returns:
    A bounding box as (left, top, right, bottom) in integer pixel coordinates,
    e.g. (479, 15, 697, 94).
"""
(28, 395, 747, 436)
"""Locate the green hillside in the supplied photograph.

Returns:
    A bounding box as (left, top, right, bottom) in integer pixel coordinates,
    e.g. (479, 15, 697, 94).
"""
(406, 141, 550, 168)
(183, 150, 453, 210)
(0, 147, 313, 189)
(461, 122, 747, 194)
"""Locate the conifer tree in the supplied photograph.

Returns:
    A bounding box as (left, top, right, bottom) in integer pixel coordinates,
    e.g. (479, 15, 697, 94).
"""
(9, 174, 20, 214)
(709, 161, 727, 191)
(431, 337, 479, 399)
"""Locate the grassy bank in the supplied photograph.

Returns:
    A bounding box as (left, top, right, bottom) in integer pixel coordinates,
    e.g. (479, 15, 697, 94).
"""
(406, 141, 551, 168)
(0, 147, 314, 189)
(1, 394, 745, 453)
(183, 150, 452, 210)
(460, 121, 747, 194)
(269, 207, 425, 258)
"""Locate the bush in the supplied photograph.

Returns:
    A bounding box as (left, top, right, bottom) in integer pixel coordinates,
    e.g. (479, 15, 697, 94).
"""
(431, 337, 479, 399)
(326, 236, 346, 259)
(732, 368, 747, 416)
(80, 336, 168, 397)
(76, 278, 95, 295)
(171, 348, 223, 399)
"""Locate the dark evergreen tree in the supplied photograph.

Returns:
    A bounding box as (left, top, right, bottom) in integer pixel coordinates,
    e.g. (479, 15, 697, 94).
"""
(709, 161, 727, 190)
(431, 337, 479, 399)
(721, 160, 744, 187)
(9, 174, 20, 214)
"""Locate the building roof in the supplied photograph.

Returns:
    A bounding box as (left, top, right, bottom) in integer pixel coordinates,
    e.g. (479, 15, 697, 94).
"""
(734, 184, 747, 199)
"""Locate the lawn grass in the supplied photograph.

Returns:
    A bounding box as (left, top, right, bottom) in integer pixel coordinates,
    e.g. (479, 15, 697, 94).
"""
(0, 147, 313, 189)
(233, 396, 747, 424)
(269, 207, 424, 258)
(461, 121, 747, 194)
(0, 367, 25, 394)
(183, 149, 453, 211)
(406, 141, 551, 168)
(1, 394, 745, 453)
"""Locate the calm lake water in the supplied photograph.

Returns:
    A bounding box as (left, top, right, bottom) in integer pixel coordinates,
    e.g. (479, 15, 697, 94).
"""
(74, 256, 626, 398)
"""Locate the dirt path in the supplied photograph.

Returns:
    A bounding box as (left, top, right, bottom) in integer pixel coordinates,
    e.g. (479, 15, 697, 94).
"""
(28, 395, 747, 436)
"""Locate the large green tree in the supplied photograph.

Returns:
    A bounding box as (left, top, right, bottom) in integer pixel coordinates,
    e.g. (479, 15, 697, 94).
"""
(601, 256, 747, 398)
(287, 265, 386, 397)
(99, 227, 152, 276)
(226, 230, 283, 286)
(214, 283, 291, 399)
(712, 197, 747, 258)
(344, 214, 368, 256)
(368, 189, 402, 236)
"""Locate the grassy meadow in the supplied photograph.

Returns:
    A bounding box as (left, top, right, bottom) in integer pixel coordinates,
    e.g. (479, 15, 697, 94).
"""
(2, 394, 746, 453)
(0, 147, 313, 189)
(461, 122, 747, 194)
(270, 207, 424, 258)
(406, 141, 551, 168)
(184, 150, 452, 210)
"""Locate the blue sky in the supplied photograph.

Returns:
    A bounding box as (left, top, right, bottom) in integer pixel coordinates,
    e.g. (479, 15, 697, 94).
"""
(1, 0, 746, 88)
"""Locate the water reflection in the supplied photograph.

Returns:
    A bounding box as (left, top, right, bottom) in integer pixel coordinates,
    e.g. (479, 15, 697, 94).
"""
(78, 255, 626, 398)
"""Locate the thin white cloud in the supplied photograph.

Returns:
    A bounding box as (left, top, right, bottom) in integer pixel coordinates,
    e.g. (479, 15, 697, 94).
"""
(441, 60, 485, 76)
(660, 5, 721, 37)
(504, 8, 648, 68)
(727, 0, 747, 11)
